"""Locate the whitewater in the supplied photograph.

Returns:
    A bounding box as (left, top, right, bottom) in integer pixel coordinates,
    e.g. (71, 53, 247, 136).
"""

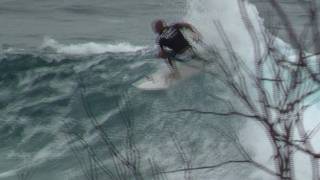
(0, 0, 319, 180)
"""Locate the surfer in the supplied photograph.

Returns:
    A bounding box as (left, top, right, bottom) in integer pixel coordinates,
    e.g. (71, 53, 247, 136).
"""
(151, 19, 202, 77)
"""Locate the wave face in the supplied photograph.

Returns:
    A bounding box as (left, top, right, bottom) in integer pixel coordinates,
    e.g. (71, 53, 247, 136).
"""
(0, 43, 248, 180)
(0, 0, 317, 180)
(0, 42, 243, 180)
(0, 47, 155, 179)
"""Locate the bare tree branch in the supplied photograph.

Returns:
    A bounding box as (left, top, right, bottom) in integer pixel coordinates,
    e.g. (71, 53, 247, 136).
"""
(165, 108, 261, 121)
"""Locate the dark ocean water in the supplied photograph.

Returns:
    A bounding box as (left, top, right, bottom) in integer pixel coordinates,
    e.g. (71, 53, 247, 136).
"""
(0, 0, 185, 48)
(0, 0, 318, 180)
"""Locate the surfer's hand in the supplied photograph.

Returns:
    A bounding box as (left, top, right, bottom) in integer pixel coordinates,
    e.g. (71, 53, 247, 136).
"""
(158, 50, 167, 58)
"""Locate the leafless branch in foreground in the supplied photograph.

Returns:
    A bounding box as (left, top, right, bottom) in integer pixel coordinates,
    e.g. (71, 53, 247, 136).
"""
(164, 0, 320, 179)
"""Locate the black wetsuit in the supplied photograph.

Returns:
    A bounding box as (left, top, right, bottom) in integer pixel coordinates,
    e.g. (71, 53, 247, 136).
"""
(157, 24, 191, 55)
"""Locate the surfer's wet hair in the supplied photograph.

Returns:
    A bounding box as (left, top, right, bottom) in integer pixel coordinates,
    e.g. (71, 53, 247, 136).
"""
(152, 19, 166, 34)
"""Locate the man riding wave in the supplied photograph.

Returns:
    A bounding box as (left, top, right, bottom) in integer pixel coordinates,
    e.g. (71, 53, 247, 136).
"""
(151, 19, 202, 76)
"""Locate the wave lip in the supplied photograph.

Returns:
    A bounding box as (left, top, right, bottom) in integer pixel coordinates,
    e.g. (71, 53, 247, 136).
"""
(40, 38, 146, 55)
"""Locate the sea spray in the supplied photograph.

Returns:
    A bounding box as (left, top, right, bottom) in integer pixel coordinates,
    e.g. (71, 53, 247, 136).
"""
(184, 0, 319, 179)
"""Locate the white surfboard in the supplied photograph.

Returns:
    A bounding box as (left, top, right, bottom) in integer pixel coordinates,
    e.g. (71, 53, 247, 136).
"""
(133, 60, 204, 90)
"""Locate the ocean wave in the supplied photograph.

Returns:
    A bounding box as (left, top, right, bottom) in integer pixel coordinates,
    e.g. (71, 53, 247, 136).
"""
(184, 1, 320, 179)
(40, 38, 147, 55)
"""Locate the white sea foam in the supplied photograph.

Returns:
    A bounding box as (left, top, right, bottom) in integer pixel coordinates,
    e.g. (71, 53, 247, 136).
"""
(184, 0, 265, 63)
(0, 169, 17, 178)
(184, 0, 319, 179)
(40, 38, 146, 55)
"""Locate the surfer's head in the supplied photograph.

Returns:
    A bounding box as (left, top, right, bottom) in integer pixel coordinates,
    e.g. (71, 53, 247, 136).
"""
(152, 19, 166, 34)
